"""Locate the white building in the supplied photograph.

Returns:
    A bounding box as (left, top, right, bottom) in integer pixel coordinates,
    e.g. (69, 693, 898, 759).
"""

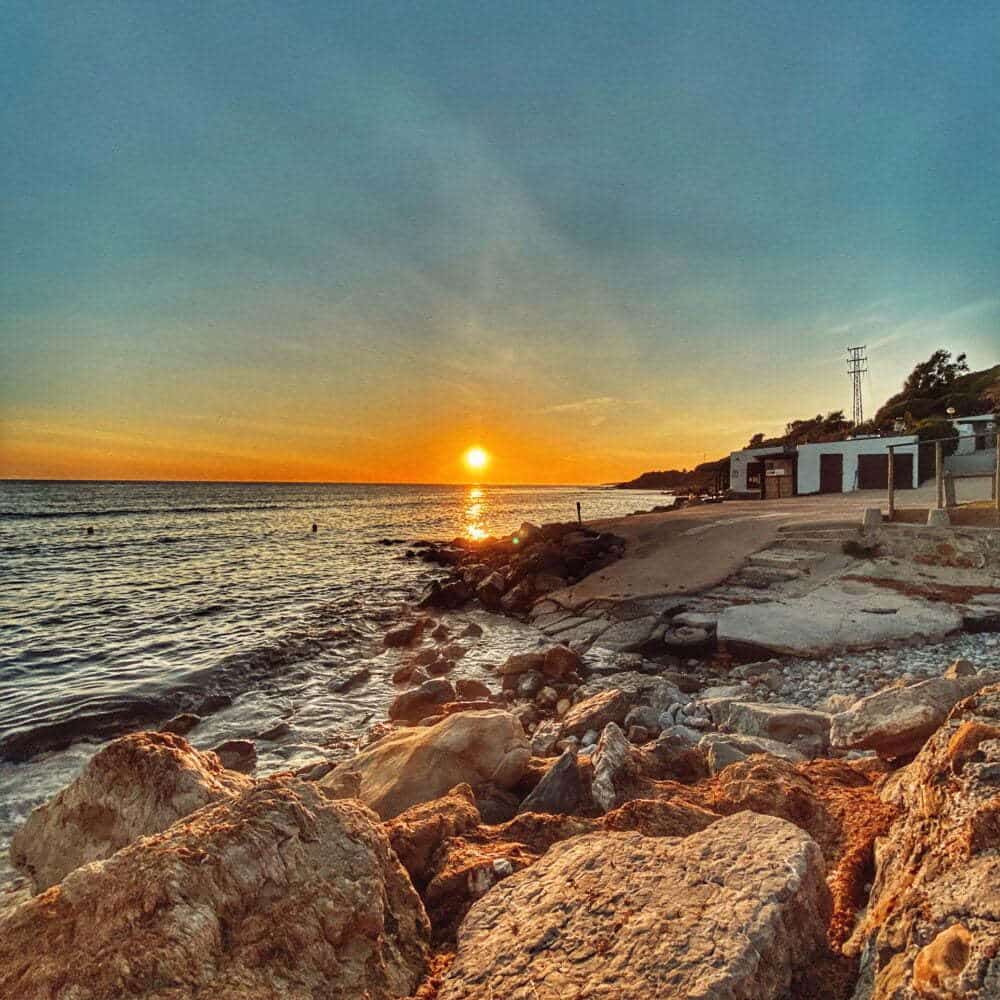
(729, 434, 920, 498)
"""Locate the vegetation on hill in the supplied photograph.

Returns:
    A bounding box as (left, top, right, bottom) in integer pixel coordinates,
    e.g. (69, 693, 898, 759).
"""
(617, 350, 998, 490)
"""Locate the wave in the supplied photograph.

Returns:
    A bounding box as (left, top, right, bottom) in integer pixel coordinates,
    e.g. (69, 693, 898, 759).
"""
(0, 503, 299, 521)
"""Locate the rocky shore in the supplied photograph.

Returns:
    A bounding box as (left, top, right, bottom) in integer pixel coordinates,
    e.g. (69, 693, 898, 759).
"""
(3, 514, 1000, 998)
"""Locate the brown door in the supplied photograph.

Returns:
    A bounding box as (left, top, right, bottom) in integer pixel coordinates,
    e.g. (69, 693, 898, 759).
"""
(857, 454, 888, 489)
(892, 452, 914, 489)
(819, 454, 843, 493)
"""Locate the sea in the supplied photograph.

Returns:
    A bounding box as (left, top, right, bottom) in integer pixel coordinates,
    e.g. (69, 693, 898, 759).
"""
(0, 479, 664, 887)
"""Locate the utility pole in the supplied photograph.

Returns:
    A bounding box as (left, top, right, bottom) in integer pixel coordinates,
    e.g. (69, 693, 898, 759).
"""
(847, 346, 868, 427)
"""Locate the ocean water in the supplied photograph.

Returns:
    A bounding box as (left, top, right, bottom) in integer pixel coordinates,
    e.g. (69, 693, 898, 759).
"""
(0, 479, 662, 884)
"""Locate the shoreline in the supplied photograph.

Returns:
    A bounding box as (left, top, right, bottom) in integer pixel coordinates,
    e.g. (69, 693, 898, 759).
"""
(3, 498, 1000, 997)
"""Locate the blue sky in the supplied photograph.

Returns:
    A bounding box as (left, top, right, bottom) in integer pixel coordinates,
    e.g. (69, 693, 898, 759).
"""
(2, 1, 998, 481)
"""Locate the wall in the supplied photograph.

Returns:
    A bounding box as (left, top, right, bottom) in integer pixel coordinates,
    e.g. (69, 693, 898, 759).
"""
(796, 436, 919, 494)
(945, 449, 998, 477)
(728, 447, 786, 494)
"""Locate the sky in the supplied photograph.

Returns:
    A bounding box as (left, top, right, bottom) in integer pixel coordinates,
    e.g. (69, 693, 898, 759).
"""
(2, 1, 998, 484)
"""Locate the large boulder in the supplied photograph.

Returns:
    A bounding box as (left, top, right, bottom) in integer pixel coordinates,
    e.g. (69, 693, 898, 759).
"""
(850, 682, 1000, 998)
(830, 668, 999, 758)
(10, 731, 250, 891)
(321, 710, 530, 820)
(0, 778, 429, 999)
(439, 812, 831, 999)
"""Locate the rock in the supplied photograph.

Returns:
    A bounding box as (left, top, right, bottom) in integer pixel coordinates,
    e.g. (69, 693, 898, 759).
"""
(455, 678, 491, 701)
(159, 713, 201, 736)
(385, 783, 481, 888)
(624, 704, 662, 734)
(441, 642, 467, 660)
(717, 581, 963, 656)
(211, 738, 257, 773)
(294, 759, 336, 782)
(649, 725, 710, 782)
(420, 579, 473, 610)
(661, 625, 711, 651)
(849, 682, 1000, 998)
(384, 620, 426, 647)
(439, 812, 830, 1000)
(535, 685, 558, 709)
(1, 778, 429, 1000)
(591, 722, 640, 812)
(321, 710, 530, 820)
(712, 701, 832, 758)
(431, 622, 450, 640)
(257, 720, 292, 741)
(516, 670, 545, 699)
(472, 783, 521, 824)
(413, 647, 439, 666)
(944, 657, 976, 678)
(10, 732, 250, 892)
(592, 615, 659, 652)
(673, 610, 719, 630)
(830, 670, 998, 758)
(475, 572, 506, 610)
(330, 665, 371, 692)
(699, 731, 807, 767)
(555, 697, 571, 717)
(561, 688, 631, 737)
(500, 579, 534, 614)
(388, 678, 456, 724)
(498, 650, 546, 676)
(517, 749, 584, 815)
(542, 644, 580, 679)
(576, 670, 688, 714)
(530, 719, 562, 756)
(460, 621, 484, 638)
(427, 656, 455, 676)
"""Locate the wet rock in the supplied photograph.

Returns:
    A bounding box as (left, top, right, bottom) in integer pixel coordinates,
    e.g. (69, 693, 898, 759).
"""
(257, 720, 291, 741)
(330, 665, 371, 692)
(500, 579, 535, 614)
(384, 620, 426, 648)
(830, 669, 998, 758)
(294, 759, 336, 782)
(460, 622, 484, 638)
(211, 738, 257, 773)
(849, 682, 1000, 998)
(439, 813, 830, 1000)
(475, 572, 506, 610)
(591, 722, 640, 812)
(1, 778, 429, 1000)
(560, 688, 631, 737)
(517, 749, 584, 815)
(455, 678, 491, 701)
(419, 579, 473, 610)
(441, 642, 467, 660)
(159, 713, 201, 736)
(388, 678, 456, 724)
(321, 709, 530, 820)
(412, 647, 439, 666)
(427, 656, 455, 676)
(431, 622, 450, 641)
(10, 732, 251, 892)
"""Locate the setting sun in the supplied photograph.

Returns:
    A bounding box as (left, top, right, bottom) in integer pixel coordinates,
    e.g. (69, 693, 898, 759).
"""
(463, 446, 490, 472)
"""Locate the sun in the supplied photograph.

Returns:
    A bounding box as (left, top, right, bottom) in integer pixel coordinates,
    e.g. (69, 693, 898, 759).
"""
(463, 446, 490, 472)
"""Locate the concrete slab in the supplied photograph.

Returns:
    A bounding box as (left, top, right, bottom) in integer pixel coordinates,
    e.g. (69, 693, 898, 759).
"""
(716, 580, 964, 657)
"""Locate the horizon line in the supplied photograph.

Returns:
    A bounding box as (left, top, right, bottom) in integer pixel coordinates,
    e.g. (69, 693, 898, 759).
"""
(0, 477, 630, 489)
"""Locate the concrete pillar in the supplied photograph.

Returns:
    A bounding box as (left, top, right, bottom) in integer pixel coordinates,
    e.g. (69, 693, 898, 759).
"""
(862, 508, 882, 529)
(927, 508, 950, 528)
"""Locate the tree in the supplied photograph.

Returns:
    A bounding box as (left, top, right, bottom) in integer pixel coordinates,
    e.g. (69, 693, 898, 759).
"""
(747, 433, 765, 448)
(902, 350, 969, 396)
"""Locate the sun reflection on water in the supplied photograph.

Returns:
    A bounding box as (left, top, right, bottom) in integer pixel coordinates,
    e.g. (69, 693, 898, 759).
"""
(465, 487, 489, 541)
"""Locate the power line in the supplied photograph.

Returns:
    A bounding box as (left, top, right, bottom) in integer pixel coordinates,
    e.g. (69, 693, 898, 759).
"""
(847, 345, 868, 426)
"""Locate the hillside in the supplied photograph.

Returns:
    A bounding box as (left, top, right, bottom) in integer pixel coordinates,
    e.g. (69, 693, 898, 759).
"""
(617, 352, 998, 490)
